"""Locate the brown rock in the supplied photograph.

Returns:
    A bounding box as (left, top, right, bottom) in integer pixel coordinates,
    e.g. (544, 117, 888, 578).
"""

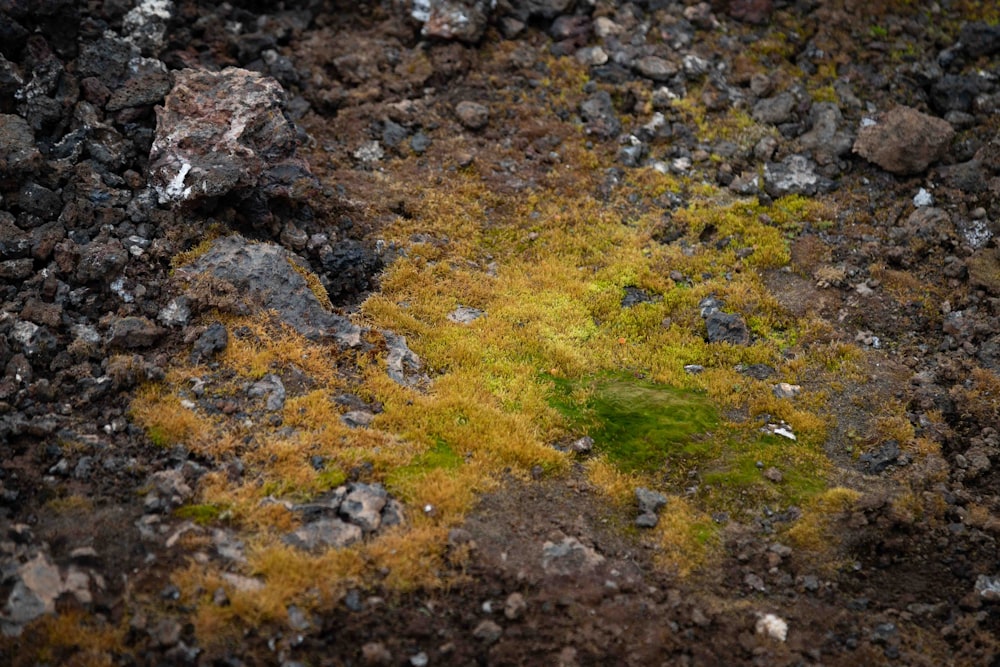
(422, 0, 492, 43)
(727, 0, 774, 24)
(148, 67, 312, 206)
(853, 106, 955, 175)
(21, 299, 62, 328)
(967, 247, 1000, 295)
(455, 100, 490, 130)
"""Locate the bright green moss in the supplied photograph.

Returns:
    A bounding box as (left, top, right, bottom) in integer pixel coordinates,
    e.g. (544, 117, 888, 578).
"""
(174, 504, 228, 526)
(548, 373, 720, 473)
(386, 439, 463, 492)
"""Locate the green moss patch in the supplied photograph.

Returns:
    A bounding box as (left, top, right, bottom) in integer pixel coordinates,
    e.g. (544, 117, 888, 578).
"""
(548, 373, 720, 473)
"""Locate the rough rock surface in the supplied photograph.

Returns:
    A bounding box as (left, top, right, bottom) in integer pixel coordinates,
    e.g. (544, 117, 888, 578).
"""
(174, 235, 361, 347)
(148, 67, 312, 206)
(853, 105, 955, 175)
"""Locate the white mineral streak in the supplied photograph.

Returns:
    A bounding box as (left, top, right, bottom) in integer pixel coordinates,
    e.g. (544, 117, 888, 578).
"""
(163, 162, 192, 202)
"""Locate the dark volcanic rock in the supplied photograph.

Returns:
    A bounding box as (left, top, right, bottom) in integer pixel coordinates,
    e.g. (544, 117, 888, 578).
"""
(106, 67, 173, 112)
(507, 0, 576, 20)
(580, 90, 621, 140)
(0, 114, 42, 179)
(148, 67, 312, 207)
(108, 316, 165, 349)
(176, 235, 362, 347)
(705, 311, 750, 345)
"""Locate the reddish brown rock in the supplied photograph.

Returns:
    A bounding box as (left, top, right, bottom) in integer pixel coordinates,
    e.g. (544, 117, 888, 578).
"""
(853, 106, 955, 175)
(148, 67, 311, 206)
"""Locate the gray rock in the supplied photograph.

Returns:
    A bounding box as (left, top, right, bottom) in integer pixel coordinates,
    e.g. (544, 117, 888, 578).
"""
(212, 529, 247, 562)
(569, 436, 593, 454)
(974, 574, 1000, 602)
(635, 512, 659, 528)
(576, 46, 608, 66)
(772, 383, 801, 399)
(504, 592, 527, 620)
(248, 374, 286, 411)
(176, 235, 361, 347)
(284, 518, 362, 551)
(340, 483, 388, 532)
(705, 311, 749, 345)
(764, 154, 835, 197)
(190, 322, 228, 363)
(148, 67, 312, 206)
(381, 498, 406, 528)
(158, 297, 191, 327)
(384, 331, 422, 386)
(541, 537, 605, 575)
(287, 605, 311, 631)
(507, 0, 575, 20)
(634, 56, 678, 82)
(0, 259, 33, 281)
(341, 410, 375, 428)
(455, 101, 489, 130)
(447, 305, 485, 323)
(752, 92, 796, 125)
(12, 320, 57, 359)
(106, 67, 173, 112)
(362, 641, 393, 665)
(146, 469, 194, 510)
(580, 91, 621, 140)
(636, 487, 667, 514)
(17, 182, 61, 219)
(150, 617, 182, 648)
(122, 0, 174, 53)
(4, 553, 61, 631)
(859, 440, 900, 473)
(853, 106, 955, 175)
(799, 102, 854, 166)
(76, 239, 128, 283)
(0, 213, 31, 260)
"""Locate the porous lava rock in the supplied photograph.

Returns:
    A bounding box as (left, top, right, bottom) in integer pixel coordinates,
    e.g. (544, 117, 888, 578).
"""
(853, 106, 955, 175)
(148, 67, 312, 206)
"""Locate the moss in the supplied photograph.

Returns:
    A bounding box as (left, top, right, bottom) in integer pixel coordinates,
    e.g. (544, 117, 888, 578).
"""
(548, 373, 720, 473)
(287, 258, 334, 310)
(174, 503, 228, 525)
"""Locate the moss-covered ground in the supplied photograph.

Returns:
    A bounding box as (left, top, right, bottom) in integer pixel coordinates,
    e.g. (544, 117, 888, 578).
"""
(121, 36, 940, 652)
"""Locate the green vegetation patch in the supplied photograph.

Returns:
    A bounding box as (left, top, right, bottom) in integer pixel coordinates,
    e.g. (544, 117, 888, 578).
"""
(386, 439, 463, 492)
(549, 373, 720, 473)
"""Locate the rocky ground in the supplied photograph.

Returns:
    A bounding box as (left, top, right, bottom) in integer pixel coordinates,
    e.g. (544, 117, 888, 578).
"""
(2, 0, 1000, 664)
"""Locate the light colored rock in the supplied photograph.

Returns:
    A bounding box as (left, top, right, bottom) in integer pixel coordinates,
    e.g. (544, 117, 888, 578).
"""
(248, 374, 286, 411)
(755, 613, 788, 641)
(455, 101, 489, 130)
(417, 0, 492, 43)
(284, 519, 362, 551)
(340, 483, 389, 532)
(542, 537, 605, 575)
(447, 305, 485, 324)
